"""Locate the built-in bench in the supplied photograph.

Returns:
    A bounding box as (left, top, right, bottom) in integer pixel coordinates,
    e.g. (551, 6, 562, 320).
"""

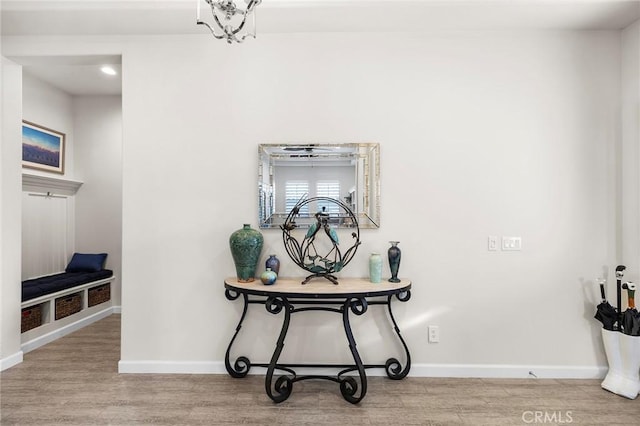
(20, 253, 114, 340)
(22, 269, 113, 303)
(21, 271, 114, 333)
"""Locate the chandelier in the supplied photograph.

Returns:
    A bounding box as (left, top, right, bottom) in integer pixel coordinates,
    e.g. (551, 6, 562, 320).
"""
(196, 0, 262, 44)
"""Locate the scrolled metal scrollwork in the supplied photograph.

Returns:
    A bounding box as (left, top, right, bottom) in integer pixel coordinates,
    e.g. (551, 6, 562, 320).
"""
(224, 290, 251, 379)
(339, 376, 360, 403)
(265, 295, 293, 403)
(266, 296, 285, 314)
(384, 357, 410, 380)
(339, 297, 367, 403)
(349, 297, 368, 315)
(225, 288, 241, 301)
(227, 355, 251, 378)
(396, 290, 411, 302)
(224, 279, 413, 403)
(268, 375, 294, 403)
(384, 293, 412, 380)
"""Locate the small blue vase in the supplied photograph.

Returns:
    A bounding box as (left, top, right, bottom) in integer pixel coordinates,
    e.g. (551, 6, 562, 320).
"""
(265, 254, 280, 276)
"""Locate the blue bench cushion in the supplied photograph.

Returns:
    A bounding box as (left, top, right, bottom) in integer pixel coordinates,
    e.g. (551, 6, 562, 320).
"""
(22, 270, 113, 302)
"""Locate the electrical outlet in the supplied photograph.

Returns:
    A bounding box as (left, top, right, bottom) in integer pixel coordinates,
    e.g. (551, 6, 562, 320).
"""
(428, 325, 440, 343)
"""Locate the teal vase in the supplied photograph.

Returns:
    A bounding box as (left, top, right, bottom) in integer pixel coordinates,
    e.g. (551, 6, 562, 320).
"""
(229, 224, 264, 282)
(369, 253, 382, 284)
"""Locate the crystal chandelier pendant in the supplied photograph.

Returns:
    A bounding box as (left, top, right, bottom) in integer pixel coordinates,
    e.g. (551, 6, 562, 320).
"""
(197, 0, 262, 44)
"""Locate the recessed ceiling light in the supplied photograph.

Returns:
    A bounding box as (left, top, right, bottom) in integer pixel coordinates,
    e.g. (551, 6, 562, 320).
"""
(100, 66, 117, 76)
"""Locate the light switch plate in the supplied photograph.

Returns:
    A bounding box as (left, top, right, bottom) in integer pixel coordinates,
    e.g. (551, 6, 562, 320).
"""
(488, 236, 498, 251)
(502, 236, 522, 251)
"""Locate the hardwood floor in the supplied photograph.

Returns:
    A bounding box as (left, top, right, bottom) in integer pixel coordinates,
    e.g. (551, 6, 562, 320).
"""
(1, 314, 638, 425)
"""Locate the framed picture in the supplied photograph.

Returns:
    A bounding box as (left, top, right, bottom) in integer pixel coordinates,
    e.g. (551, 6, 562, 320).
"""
(22, 121, 66, 174)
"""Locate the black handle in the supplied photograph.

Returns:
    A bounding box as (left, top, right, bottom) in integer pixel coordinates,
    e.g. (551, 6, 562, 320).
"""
(600, 282, 606, 300)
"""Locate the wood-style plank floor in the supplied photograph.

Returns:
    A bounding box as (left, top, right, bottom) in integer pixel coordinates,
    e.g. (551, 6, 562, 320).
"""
(1, 315, 638, 425)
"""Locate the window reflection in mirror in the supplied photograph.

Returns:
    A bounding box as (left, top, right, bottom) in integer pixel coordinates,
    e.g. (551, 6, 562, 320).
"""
(258, 143, 380, 229)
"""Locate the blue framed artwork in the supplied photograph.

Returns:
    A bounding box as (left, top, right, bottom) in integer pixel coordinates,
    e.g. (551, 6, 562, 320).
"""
(22, 121, 65, 174)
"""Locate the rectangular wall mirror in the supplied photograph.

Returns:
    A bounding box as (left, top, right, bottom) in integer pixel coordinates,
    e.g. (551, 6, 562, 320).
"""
(258, 143, 380, 229)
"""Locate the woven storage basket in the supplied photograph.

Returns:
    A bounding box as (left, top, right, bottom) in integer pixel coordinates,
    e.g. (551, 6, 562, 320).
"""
(55, 292, 82, 320)
(88, 283, 111, 307)
(21, 304, 43, 333)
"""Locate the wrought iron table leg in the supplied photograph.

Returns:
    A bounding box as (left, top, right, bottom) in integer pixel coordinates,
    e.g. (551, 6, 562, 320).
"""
(339, 297, 368, 404)
(384, 291, 412, 380)
(224, 290, 252, 378)
(264, 296, 293, 403)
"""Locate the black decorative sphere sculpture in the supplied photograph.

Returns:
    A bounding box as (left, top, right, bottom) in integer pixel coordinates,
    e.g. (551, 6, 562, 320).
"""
(280, 196, 361, 285)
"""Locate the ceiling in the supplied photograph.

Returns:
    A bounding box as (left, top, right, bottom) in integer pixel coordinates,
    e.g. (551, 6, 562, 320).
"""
(2, 0, 639, 96)
(18, 55, 123, 96)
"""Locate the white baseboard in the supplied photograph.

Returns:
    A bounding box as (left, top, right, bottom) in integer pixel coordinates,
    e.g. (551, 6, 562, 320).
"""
(409, 363, 608, 379)
(119, 360, 227, 374)
(20, 306, 116, 354)
(118, 361, 374, 375)
(117, 361, 608, 379)
(0, 350, 24, 371)
(117, 362, 374, 375)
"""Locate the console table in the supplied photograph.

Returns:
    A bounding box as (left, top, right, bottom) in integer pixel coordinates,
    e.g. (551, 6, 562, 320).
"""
(223, 277, 412, 404)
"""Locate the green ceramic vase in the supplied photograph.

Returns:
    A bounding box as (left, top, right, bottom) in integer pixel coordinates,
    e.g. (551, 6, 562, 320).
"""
(369, 253, 382, 284)
(229, 224, 264, 282)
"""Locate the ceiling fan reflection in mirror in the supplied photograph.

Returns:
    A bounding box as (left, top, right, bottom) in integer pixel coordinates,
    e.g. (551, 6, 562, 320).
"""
(282, 145, 334, 152)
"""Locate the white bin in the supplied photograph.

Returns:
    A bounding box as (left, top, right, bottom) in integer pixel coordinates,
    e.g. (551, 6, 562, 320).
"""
(601, 329, 640, 399)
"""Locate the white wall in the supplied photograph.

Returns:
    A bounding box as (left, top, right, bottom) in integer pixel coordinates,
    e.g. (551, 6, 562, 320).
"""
(0, 57, 23, 370)
(116, 30, 621, 375)
(73, 95, 123, 306)
(1, 27, 633, 377)
(621, 20, 640, 281)
(22, 72, 75, 178)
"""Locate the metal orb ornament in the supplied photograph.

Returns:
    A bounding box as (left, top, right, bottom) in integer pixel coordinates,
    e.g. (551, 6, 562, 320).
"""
(280, 196, 361, 285)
